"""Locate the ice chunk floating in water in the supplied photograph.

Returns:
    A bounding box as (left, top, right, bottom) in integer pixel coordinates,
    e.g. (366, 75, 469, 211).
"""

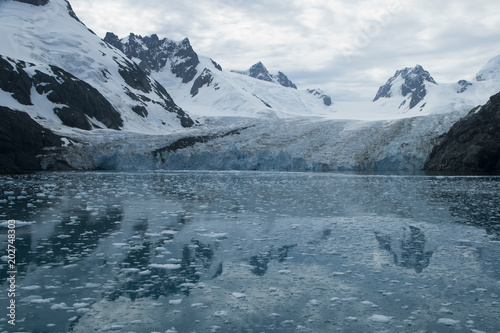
(0, 171, 500, 332)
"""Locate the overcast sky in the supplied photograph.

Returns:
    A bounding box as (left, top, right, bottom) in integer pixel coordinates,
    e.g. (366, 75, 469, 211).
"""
(70, 0, 500, 102)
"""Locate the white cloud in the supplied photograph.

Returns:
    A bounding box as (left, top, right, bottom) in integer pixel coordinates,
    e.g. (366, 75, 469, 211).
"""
(70, 0, 500, 101)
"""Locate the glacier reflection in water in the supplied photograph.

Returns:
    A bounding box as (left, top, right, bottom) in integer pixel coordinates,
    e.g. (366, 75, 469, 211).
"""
(0, 171, 499, 332)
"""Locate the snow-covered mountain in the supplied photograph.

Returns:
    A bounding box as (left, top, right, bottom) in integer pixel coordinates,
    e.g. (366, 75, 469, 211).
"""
(475, 55, 500, 82)
(368, 61, 500, 118)
(105, 32, 334, 119)
(373, 65, 437, 110)
(0, 0, 193, 135)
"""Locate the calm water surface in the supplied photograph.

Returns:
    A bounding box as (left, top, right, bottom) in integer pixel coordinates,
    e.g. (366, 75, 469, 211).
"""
(0, 171, 499, 332)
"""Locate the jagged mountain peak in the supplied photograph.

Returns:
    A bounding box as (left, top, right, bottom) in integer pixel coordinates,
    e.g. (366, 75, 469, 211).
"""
(373, 64, 437, 109)
(104, 32, 200, 83)
(248, 61, 271, 79)
(400, 65, 436, 84)
(232, 62, 297, 89)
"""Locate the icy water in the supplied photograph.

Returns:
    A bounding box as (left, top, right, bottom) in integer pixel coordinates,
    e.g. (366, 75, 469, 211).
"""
(1, 171, 500, 333)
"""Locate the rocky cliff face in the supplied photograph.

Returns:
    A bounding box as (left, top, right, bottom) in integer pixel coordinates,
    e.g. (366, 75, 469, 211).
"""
(0, 106, 62, 173)
(425, 91, 500, 173)
(104, 32, 200, 84)
(190, 68, 217, 97)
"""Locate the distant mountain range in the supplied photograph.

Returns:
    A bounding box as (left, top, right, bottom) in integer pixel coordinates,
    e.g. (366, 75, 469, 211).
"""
(103, 32, 333, 119)
(0, 0, 499, 173)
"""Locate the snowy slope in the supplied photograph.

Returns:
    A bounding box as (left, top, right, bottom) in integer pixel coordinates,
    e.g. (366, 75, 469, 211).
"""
(0, 0, 193, 134)
(106, 33, 335, 120)
(369, 62, 500, 119)
(157, 56, 335, 119)
(162, 56, 500, 121)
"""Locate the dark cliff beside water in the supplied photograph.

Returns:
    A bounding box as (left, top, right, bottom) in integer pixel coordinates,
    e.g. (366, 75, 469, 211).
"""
(425, 91, 500, 173)
(0, 106, 62, 174)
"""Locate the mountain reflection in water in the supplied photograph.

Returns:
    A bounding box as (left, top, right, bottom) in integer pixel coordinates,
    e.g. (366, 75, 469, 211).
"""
(375, 226, 433, 273)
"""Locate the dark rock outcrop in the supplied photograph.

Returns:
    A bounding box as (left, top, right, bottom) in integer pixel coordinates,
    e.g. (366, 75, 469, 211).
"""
(104, 32, 200, 83)
(190, 68, 215, 97)
(211, 59, 222, 71)
(232, 62, 297, 89)
(151, 81, 194, 128)
(132, 105, 148, 118)
(274, 71, 297, 89)
(113, 57, 152, 94)
(425, 92, 500, 173)
(64, 0, 85, 25)
(373, 65, 437, 109)
(112, 56, 194, 127)
(457, 79, 472, 93)
(307, 88, 332, 106)
(0, 106, 61, 173)
(14, 0, 49, 6)
(0, 56, 33, 106)
(247, 62, 273, 82)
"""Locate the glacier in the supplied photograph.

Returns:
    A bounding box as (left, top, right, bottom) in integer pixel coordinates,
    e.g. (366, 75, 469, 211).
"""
(46, 111, 466, 172)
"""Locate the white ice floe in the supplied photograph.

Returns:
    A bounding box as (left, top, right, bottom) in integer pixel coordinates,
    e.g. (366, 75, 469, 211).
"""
(368, 314, 392, 323)
(231, 292, 247, 299)
(51, 303, 71, 310)
(0, 220, 35, 228)
(191, 303, 206, 308)
(21, 285, 42, 290)
(30, 298, 55, 304)
(308, 299, 321, 306)
(72, 302, 89, 308)
(198, 232, 228, 239)
(361, 300, 378, 308)
(148, 263, 181, 270)
(168, 299, 183, 305)
(213, 310, 228, 317)
(437, 318, 460, 326)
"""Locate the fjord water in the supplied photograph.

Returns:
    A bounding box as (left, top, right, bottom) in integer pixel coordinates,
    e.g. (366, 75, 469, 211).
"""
(1, 171, 499, 332)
